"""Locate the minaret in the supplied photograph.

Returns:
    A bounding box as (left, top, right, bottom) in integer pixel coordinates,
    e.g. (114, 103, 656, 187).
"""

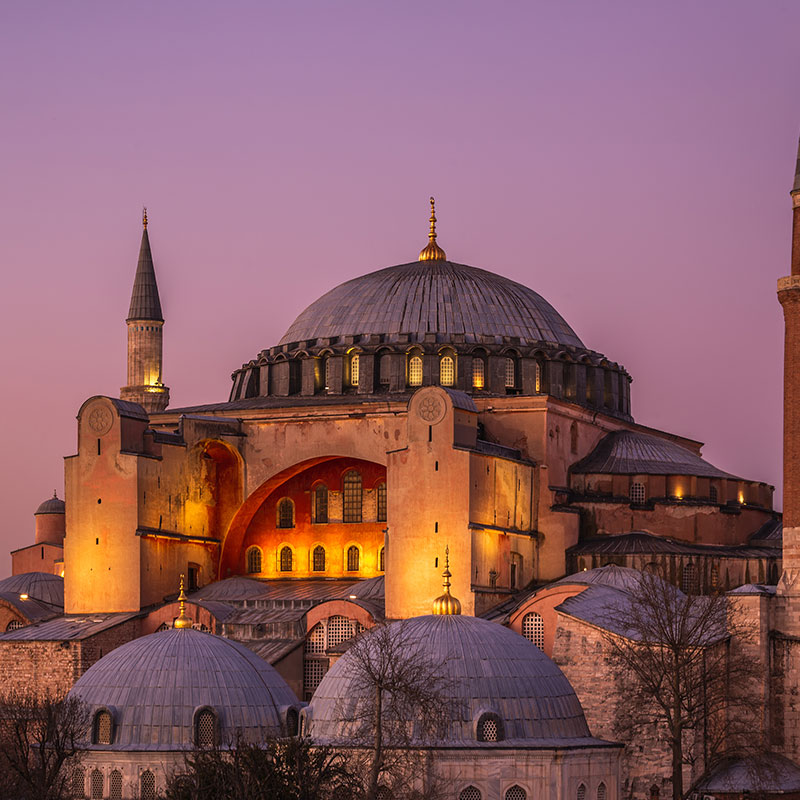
(778, 138, 800, 595)
(120, 208, 169, 413)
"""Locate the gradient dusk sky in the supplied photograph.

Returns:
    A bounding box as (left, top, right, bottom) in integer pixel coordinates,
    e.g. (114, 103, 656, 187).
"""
(1, 2, 798, 575)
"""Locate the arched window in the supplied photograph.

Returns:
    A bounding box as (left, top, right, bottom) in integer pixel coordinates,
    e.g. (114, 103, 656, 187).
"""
(440, 354, 455, 386)
(343, 470, 362, 523)
(306, 622, 325, 654)
(378, 352, 391, 386)
(710, 484, 718, 503)
(476, 712, 504, 742)
(110, 770, 123, 800)
(770, 561, 780, 584)
(195, 708, 216, 747)
(597, 783, 607, 800)
(376, 482, 387, 522)
(350, 353, 360, 387)
(535, 360, 543, 393)
(312, 545, 326, 572)
(6, 619, 23, 631)
(504, 357, 516, 388)
(90, 769, 103, 800)
(649, 785, 660, 800)
(280, 546, 293, 572)
(140, 770, 156, 800)
(522, 612, 545, 649)
(460, 787, 482, 800)
(93, 709, 113, 745)
(246, 546, 262, 574)
(327, 615, 354, 648)
(313, 484, 328, 524)
(630, 482, 646, 505)
(682, 562, 698, 594)
(408, 355, 423, 387)
(71, 767, 85, 798)
(577, 785, 586, 800)
(286, 707, 299, 736)
(347, 545, 360, 572)
(277, 498, 294, 529)
(379, 546, 385, 572)
(472, 357, 485, 390)
(324, 356, 332, 390)
(505, 786, 527, 800)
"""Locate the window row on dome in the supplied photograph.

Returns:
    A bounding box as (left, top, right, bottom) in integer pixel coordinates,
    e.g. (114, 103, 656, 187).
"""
(247, 544, 385, 575)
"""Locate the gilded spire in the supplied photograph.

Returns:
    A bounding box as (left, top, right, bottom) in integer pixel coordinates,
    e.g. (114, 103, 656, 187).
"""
(419, 196, 447, 262)
(174, 574, 192, 629)
(142, 206, 148, 229)
(432, 545, 461, 615)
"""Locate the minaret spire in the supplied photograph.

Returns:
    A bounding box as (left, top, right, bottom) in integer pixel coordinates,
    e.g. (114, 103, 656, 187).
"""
(418, 196, 447, 262)
(120, 210, 169, 413)
(432, 545, 461, 615)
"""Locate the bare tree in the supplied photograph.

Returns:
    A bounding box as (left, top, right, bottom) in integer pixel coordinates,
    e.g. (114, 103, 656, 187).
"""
(0, 690, 90, 800)
(603, 567, 763, 800)
(331, 620, 454, 800)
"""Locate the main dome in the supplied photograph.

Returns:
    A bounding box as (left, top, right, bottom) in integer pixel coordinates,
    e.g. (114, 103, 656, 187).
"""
(279, 261, 584, 348)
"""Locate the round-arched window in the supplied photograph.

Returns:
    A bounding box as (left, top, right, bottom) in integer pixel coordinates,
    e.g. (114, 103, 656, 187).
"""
(93, 709, 113, 745)
(195, 708, 216, 747)
(277, 498, 294, 529)
(408, 355, 423, 387)
(246, 546, 262, 574)
(313, 545, 326, 572)
(347, 545, 360, 572)
(280, 546, 293, 572)
(476, 711, 504, 742)
(521, 612, 545, 649)
(440, 355, 455, 386)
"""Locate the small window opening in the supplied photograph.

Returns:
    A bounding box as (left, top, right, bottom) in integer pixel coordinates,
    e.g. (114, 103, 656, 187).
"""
(314, 484, 329, 523)
(342, 470, 362, 523)
(440, 355, 455, 386)
(597, 783, 607, 800)
(379, 546, 385, 572)
(195, 709, 216, 747)
(313, 545, 326, 572)
(97, 438, 101, 455)
(472, 358, 485, 390)
(505, 785, 527, 800)
(247, 547, 262, 574)
(504, 357, 516, 388)
(280, 546, 293, 572)
(408, 355, 423, 387)
(277, 498, 294, 528)
(347, 545, 360, 572)
(140, 770, 156, 800)
(90, 769, 104, 799)
(350, 353, 360, 386)
(476, 712, 504, 742)
(521, 612, 545, 649)
(577, 785, 586, 800)
(630, 482, 646, 505)
(376, 482, 387, 522)
(435, 461, 439, 471)
(460, 787, 483, 800)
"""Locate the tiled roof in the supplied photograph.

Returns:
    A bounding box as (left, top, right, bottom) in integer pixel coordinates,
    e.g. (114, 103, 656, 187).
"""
(570, 429, 735, 478)
(279, 261, 584, 348)
(126, 228, 163, 322)
(0, 594, 61, 623)
(192, 576, 384, 604)
(0, 572, 64, 606)
(0, 612, 139, 641)
(696, 753, 800, 792)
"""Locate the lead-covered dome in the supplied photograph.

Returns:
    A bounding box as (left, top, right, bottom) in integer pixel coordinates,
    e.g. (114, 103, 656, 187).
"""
(68, 628, 299, 750)
(279, 261, 584, 348)
(306, 614, 594, 746)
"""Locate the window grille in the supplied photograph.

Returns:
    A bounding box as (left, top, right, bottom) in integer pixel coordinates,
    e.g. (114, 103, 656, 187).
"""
(350, 354, 359, 386)
(90, 769, 103, 799)
(505, 357, 516, 388)
(505, 786, 526, 800)
(277, 498, 294, 528)
(196, 709, 216, 747)
(472, 358, 485, 389)
(110, 770, 122, 800)
(630, 482, 646, 504)
(303, 657, 328, 700)
(440, 355, 455, 386)
(710, 485, 718, 503)
(577, 784, 586, 800)
(156, 622, 169, 632)
(347, 545, 360, 572)
(94, 710, 112, 744)
(379, 546, 385, 572)
(313, 545, 326, 572)
(72, 767, 85, 798)
(324, 357, 332, 389)
(342, 471, 362, 522)
(280, 546, 293, 572)
(477, 713, 502, 742)
(522, 612, 545, 649)
(327, 615, 353, 648)
(246, 546, 262, 574)
(535, 361, 542, 393)
(460, 788, 482, 800)
(314, 485, 329, 523)
(6, 619, 23, 631)
(408, 355, 423, 386)
(306, 622, 325, 654)
(140, 770, 156, 800)
(597, 783, 607, 800)
(377, 482, 387, 522)
(682, 563, 699, 595)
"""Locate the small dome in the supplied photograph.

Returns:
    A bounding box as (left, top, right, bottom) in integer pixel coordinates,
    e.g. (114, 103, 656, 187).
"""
(307, 614, 592, 746)
(35, 493, 65, 515)
(0, 572, 63, 606)
(69, 628, 298, 749)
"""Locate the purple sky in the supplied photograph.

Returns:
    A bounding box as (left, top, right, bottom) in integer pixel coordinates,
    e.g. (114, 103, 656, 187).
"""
(1, 2, 798, 576)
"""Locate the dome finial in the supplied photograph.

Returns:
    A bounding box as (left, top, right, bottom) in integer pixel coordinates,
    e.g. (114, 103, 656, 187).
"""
(432, 545, 461, 615)
(419, 196, 447, 262)
(142, 206, 148, 230)
(174, 574, 192, 629)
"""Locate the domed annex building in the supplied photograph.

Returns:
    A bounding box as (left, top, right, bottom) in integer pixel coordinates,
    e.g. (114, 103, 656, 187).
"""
(8, 156, 800, 800)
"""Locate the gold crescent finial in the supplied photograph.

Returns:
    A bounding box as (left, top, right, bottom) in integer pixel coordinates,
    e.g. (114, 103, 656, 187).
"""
(432, 544, 461, 615)
(419, 196, 447, 262)
(174, 573, 192, 629)
(142, 207, 148, 230)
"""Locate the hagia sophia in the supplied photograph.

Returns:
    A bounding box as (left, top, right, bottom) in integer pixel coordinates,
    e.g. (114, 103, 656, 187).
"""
(4, 146, 800, 799)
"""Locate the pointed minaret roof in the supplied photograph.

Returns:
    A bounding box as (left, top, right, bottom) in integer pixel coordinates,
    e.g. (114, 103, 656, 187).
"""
(127, 208, 164, 322)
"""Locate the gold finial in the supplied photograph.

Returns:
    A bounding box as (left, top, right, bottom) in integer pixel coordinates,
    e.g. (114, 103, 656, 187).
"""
(174, 574, 192, 629)
(419, 196, 447, 262)
(432, 545, 461, 615)
(142, 207, 148, 230)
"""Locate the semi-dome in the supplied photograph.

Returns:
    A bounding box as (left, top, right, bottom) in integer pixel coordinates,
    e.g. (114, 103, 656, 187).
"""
(280, 261, 584, 349)
(68, 628, 299, 750)
(307, 614, 593, 746)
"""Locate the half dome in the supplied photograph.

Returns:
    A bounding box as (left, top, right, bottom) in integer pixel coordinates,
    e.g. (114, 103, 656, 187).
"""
(68, 628, 299, 749)
(279, 261, 584, 348)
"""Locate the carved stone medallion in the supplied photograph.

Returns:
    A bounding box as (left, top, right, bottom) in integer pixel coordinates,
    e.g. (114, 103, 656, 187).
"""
(417, 394, 445, 425)
(87, 403, 113, 435)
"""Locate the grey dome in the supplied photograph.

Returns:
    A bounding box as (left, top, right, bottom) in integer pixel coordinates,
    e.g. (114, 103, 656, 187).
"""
(307, 614, 592, 746)
(68, 628, 299, 750)
(279, 261, 584, 348)
(0, 572, 63, 606)
(35, 494, 65, 515)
